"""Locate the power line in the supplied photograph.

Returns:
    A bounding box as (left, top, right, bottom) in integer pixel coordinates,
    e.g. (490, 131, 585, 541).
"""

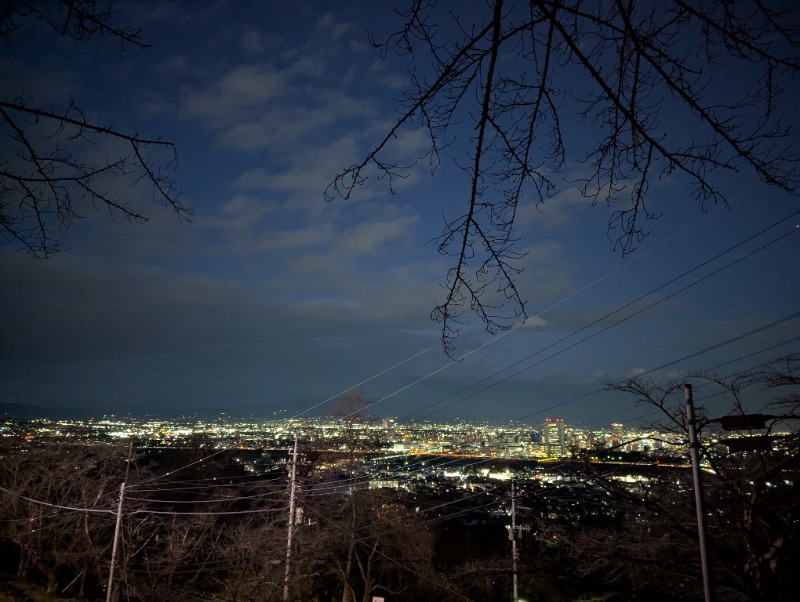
(584, 342, 800, 426)
(513, 312, 799, 427)
(0, 485, 116, 515)
(288, 203, 726, 421)
(411, 225, 798, 422)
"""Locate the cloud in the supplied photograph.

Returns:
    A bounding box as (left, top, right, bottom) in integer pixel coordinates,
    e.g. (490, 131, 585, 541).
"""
(217, 194, 279, 221)
(342, 216, 420, 254)
(182, 64, 287, 128)
(516, 183, 593, 230)
(522, 316, 548, 328)
(511, 242, 575, 306)
(241, 29, 264, 54)
(0, 250, 443, 413)
(216, 94, 376, 152)
(315, 13, 360, 41)
(179, 10, 382, 153)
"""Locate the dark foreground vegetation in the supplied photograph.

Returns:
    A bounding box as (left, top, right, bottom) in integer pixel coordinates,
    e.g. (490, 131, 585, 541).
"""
(1, 429, 798, 600)
(1, 355, 797, 601)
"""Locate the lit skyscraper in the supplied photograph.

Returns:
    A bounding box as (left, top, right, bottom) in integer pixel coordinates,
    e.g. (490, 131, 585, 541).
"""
(611, 422, 624, 446)
(542, 418, 566, 458)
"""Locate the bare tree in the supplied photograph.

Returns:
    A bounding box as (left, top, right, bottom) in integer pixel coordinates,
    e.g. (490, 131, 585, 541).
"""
(117, 450, 290, 601)
(0, 0, 191, 258)
(328, 0, 800, 353)
(298, 393, 448, 601)
(0, 439, 129, 597)
(606, 358, 800, 601)
(299, 490, 439, 602)
(757, 353, 800, 412)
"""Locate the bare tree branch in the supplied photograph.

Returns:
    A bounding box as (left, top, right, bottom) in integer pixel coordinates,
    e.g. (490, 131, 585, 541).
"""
(0, 1, 190, 258)
(329, 0, 800, 353)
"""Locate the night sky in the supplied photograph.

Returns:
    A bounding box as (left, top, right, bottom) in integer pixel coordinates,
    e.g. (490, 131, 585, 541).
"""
(1, 1, 798, 426)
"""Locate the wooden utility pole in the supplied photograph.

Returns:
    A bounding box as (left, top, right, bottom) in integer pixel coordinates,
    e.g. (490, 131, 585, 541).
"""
(106, 441, 133, 602)
(106, 482, 125, 602)
(283, 434, 299, 602)
(511, 480, 518, 602)
(685, 384, 715, 602)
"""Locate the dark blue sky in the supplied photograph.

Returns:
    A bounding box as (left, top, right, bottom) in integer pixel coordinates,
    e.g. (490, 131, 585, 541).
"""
(1, 1, 798, 426)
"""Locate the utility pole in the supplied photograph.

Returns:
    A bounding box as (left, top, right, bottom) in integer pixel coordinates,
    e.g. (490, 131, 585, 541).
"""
(510, 480, 518, 602)
(685, 384, 715, 602)
(106, 482, 125, 602)
(283, 434, 299, 602)
(106, 441, 133, 602)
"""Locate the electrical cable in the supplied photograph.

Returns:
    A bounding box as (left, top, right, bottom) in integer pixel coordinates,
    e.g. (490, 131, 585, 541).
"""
(369, 218, 800, 421)
(286, 203, 724, 423)
(93, 208, 797, 498)
(0, 485, 115, 514)
(296, 495, 476, 601)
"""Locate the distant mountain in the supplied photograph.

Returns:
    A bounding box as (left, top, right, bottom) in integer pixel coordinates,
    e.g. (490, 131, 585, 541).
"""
(0, 398, 322, 421)
(0, 402, 95, 420)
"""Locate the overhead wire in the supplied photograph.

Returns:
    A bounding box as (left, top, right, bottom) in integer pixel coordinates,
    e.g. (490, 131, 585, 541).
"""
(97, 207, 795, 496)
(285, 203, 720, 423)
(5, 210, 794, 588)
(6, 313, 792, 520)
(126, 459, 644, 579)
(418, 230, 799, 423)
(360, 209, 800, 420)
(0, 485, 116, 514)
(107, 312, 796, 504)
(4, 207, 797, 602)
(508, 316, 799, 430)
(583, 339, 800, 427)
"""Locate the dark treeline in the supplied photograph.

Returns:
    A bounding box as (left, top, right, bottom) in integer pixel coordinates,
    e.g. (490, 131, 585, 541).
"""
(0, 428, 798, 601)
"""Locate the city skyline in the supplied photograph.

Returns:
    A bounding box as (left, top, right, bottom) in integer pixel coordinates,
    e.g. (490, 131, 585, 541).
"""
(2, 398, 793, 601)
(2, 2, 798, 426)
(0, 413, 687, 460)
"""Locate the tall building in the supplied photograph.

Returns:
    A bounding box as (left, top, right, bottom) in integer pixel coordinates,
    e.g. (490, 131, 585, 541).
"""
(542, 418, 566, 458)
(611, 422, 624, 446)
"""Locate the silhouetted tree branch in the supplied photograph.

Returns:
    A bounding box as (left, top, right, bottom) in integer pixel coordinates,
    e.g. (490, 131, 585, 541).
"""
(0, 0, 191, 258)
(329, 0, 800, 354)
(606, 359, 800, 600)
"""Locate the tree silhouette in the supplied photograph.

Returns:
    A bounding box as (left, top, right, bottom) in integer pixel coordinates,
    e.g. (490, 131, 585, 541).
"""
(0, 0, 190, 258)
(605, 357, 800, 600)
(328, 0, 800, 353)
(0, 439, 129, 597)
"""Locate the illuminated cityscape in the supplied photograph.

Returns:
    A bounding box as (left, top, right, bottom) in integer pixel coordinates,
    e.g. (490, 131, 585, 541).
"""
(1, 414, 687, 460)
(1, 409, 797, 601)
